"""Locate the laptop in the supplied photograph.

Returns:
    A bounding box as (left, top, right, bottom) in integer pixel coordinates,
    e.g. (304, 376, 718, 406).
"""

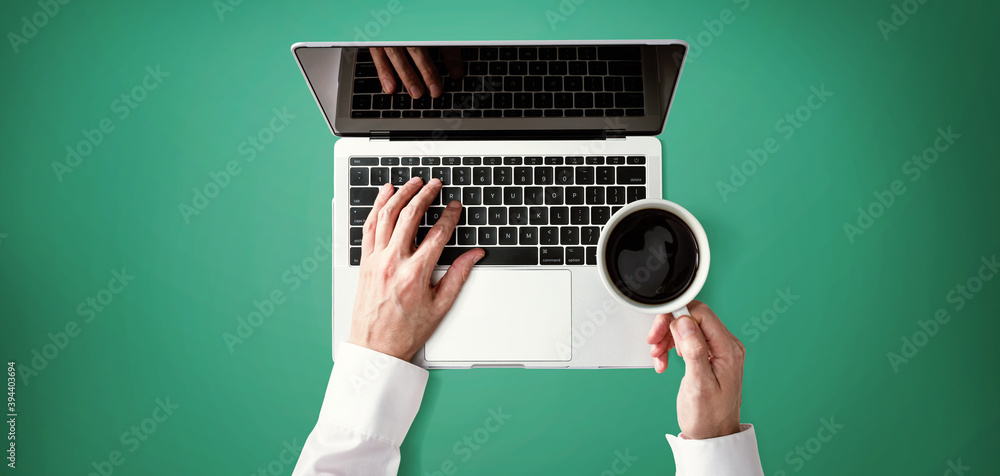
(291, 40, 688, 368)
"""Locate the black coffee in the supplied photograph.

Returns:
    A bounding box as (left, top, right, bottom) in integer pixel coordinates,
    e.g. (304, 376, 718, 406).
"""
(604, 208, 699, 305)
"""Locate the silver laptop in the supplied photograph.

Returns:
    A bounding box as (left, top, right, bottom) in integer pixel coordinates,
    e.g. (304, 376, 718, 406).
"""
(291, 40, 688, 368)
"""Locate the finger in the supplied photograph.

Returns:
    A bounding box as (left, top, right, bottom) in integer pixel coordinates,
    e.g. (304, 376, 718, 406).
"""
(434, 247, 485, 313)
(361, 183, 394, 258)
(414, 200, 462, 266)
(670, 316, 719, 388)
(374, 177, 423, 250)
(407, 47, 443, 98)
(654, 353, 669, 373)
(650, 338, 671, 357)
(688, 300, 740, 360)
(370, 47, 397, 94)
(441, 47, 465, 79)
(390, 178, 442, 248)
(647, 313, 673, 344)
(384, 47, 425, 98)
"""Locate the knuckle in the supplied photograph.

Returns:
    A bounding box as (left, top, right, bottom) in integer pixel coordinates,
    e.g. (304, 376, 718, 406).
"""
(378, 206, 394, 222)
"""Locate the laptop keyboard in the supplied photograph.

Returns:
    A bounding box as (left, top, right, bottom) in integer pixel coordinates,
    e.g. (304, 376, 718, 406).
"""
(350, 46, 646, 119)
(348, 155, 647, 266)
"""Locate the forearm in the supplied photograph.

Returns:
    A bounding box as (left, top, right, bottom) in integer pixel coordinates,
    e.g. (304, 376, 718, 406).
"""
(292, 343, 429, 476)
(665, 424, 764, 476)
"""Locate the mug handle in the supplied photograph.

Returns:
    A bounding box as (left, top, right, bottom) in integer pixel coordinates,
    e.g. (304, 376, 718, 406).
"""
(671, 306, 691, 320)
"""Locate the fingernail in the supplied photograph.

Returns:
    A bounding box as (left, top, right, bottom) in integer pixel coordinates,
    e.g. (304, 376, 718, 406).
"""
(378, 183, 391, 195)
(381, 79, 392, 94)
(410, 85, 425, 98)
(447, 200, 461, 209)
(473, 250, 485, 263)
(676, 316, 696, 338)
(429, 178, 441, 186)
(429, 83, 443, 98)
(409, 176, 422, 184)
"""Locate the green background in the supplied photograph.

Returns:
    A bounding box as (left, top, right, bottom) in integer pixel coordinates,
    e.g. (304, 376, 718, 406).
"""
(2, 0, 998, 474)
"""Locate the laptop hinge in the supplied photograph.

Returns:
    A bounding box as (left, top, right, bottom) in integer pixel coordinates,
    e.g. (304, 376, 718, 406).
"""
(604, 129, 627, 140)
(369, 130, 390, 141)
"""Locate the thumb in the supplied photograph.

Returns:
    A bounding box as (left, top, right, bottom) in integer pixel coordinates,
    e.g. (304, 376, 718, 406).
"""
(670, 316, 717, 385)
(434, 248, 484, 312)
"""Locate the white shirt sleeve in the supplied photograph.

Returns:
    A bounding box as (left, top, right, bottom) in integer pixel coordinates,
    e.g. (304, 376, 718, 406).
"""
(665, 424, 765, 476)
(291, 343, 429, 476)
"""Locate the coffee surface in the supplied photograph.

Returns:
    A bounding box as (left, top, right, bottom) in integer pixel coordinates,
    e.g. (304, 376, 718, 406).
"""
(604, 209, 699, 305)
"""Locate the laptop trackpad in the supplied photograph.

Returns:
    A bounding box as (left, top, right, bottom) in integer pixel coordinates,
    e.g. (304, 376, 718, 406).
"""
(425, 269, 572, 362)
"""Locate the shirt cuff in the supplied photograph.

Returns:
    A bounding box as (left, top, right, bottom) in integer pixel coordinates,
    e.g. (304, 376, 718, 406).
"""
(665, 424, 764, 476)
(322, 343, 429, 447)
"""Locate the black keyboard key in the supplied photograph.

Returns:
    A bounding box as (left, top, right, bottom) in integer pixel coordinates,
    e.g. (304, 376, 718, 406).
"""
(411, 167, 430, 183)
(596, 93, 614, 108)
(493, 167, 512, 185)
(525, 110, 543, 117)
(503, 77, 523, 91)
(609, 61, 643, 76)
(351, 157, 379, 166)
(509, 61, 527, 75)
(525, 187, 544, 205)
(352, 95, 371, 109)
(525, 76, 543, 91)
(381, 110, 401, 118)
(586, 156, 604, 165)
(534, 167, 553, 185)
(585, 109, 604, 116)
(495, 93, 513, 109)
(519, 226, 538, 245)
(564, 76, 583, 91)
(551, 207, 570, 225)
(480, 47, 498, 60)
(393, 94, 412, 109)
(514, 167, 533, 185)
(432, 94, 452, 109)
(627, 186, 646, 202)
(588, 61, 607, 75)
(454, 92, 473, 108)
(604, 77, 623, 92)
(488, 208, 507, 225)
(555, 93, 573, 108)
(453, 167, 472, 185)
(372, 94, 393, 109)
(569, 61, 588, 75)
(413, 96, 432, 109)
(543, 77, 562, 92)
(529, 61, 547, 75)
(545, 187, 563, 205)
(582, 226, 599, 245)
(530, 206, 548, 225)
(438, 247, 538, 266)
(617, 167, 646, 184)
(540, 247, 563, 265)
(478, 227, 498, 245)
(351, 111, 380, 118)
(350, 247, 362, 266)
(525, 156, 544, 165)
(570, 207, 589, 225)
(403, 110, 422, 117)
(519, 47, 537, 60)
(426, 207, 445, 225)
(578, 47, 597, 60)
(534, 92, 553, 108)
(350, 187, 380, 205)
(626, 108, 644, 116)
(443, 157, 461, 165)
(566, 186, 585, 204)
(354, 78, 382, 93)
(460, 47, 478, 60)
(624, 77, 644, 91)
(597, 166, 615, 184)
(598, 46, 641, 60)
(627, 156, 646, 164)
(469, 61, 488, 75)
(431, 167, 450, 185)
(467, 206, 487, 224)
(505, 187, 523, 205)
(473, 167, 491, 185)
(484, 187, 503, 205)
(463, 157, 482, 165)
(550, 61, 567, 75)
(555, 167, 574, 185)
(544, 110, 563, 117)
(354, 62, 377, 76)
(586, 246, 597, 265)
(485, 77, 505, 92)
(457, 227, 477, 245)
(464, 188, 483, 206)
(499, 227, 518, 245)
(514, 92, 533, 108)
(558, 47, 576, 60)
(509, 206, 528, 225)
(350, 168, 368, 185)
(607, 186, 626, 205)
(584, 76, 603, 91)
(615, 92, 644, 108)
(350, 207, 371, 226)
(541, 227, 559, 245)
(473, 92, 492, 109)
(539, 47, 557, 60)
(484, 156, 502, 165)
(606, 156, 625, 165)
(371, 168, 390, 185)
(489, 61, 508, 75)
(499, 47, 518, 60)
(566, 156, 584, 165)
(442, 187, 462, 204)
(566, 246, 585, 265)
(422, 110, 443, 118)
(575, 167, 595, 184)
(504, 156, 523, 165)
(402, 157, 420, 166)
(591, 206, 611, 225)
(586, 187, 605, 205)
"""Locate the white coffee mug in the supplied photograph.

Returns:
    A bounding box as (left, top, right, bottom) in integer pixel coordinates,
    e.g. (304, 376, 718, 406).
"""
(596, 199, 711, 318)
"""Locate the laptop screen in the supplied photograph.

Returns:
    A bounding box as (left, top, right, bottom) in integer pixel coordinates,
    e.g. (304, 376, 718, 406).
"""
(293, 41, 686, 138)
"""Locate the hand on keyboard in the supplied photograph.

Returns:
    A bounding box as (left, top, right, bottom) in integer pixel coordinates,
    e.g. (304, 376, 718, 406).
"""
(348, 177, 485, 361)
(369, 47, 463, 99)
